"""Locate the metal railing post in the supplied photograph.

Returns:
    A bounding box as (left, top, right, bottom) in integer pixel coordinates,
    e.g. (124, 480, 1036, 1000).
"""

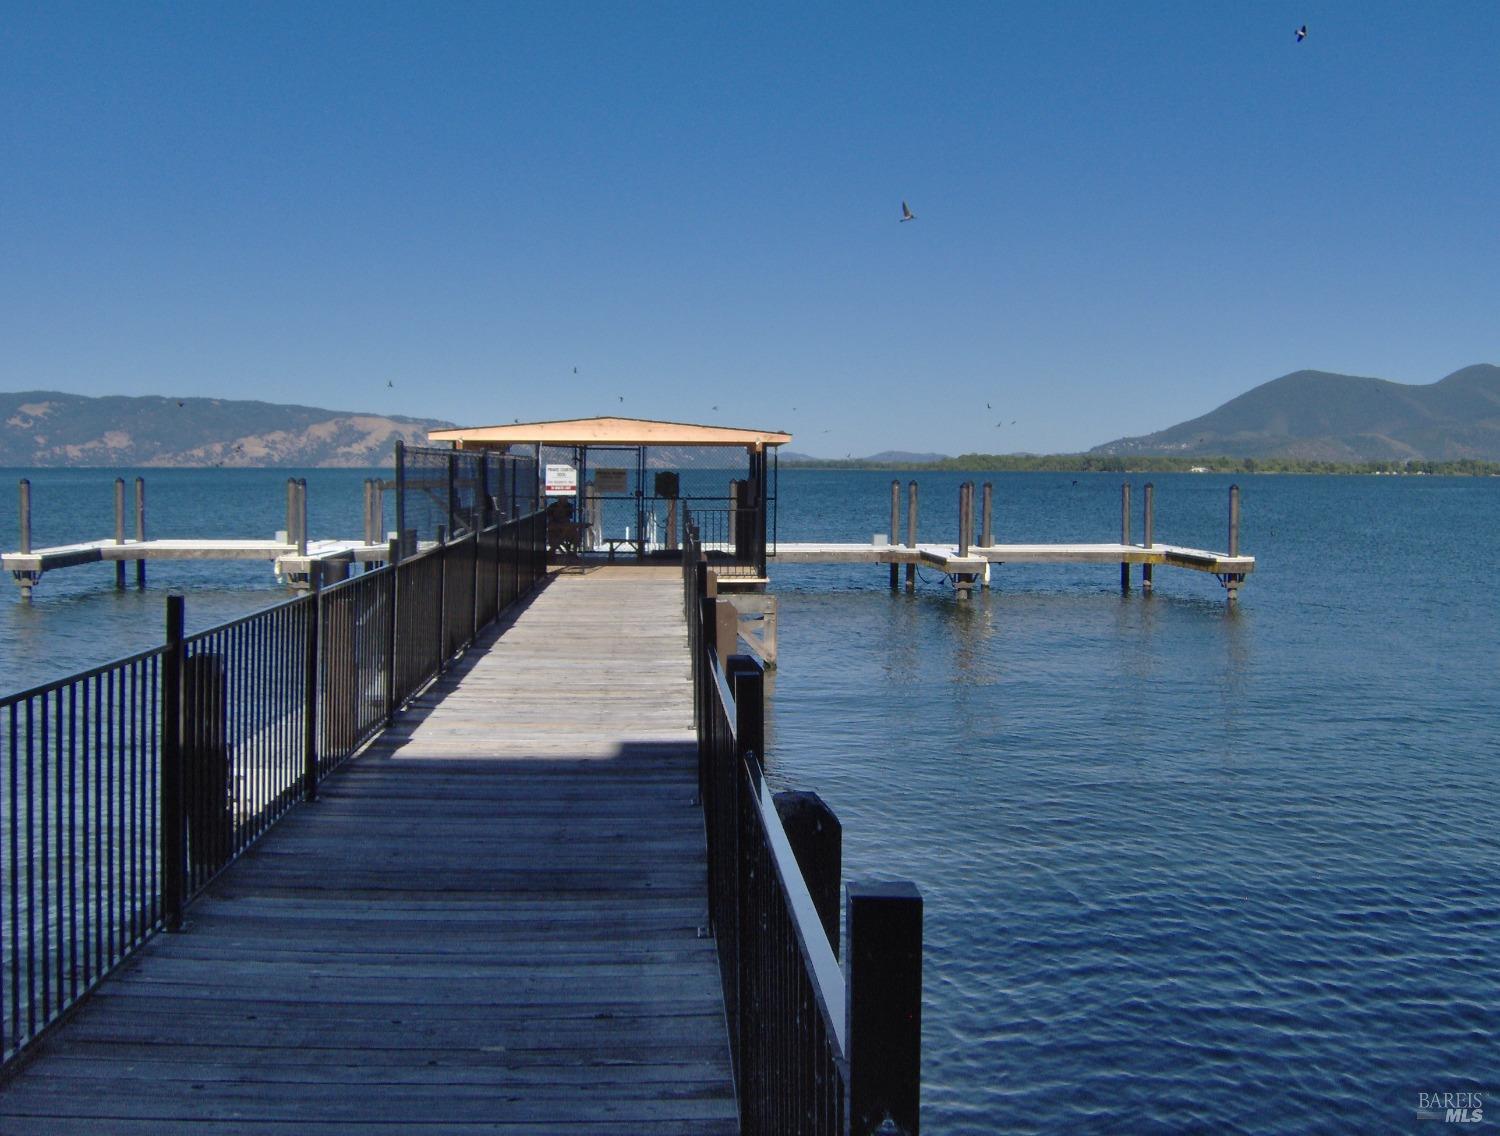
(302, 564, 321, 802)
(161, 594, 186, 932)
(385, 538, 399, 722)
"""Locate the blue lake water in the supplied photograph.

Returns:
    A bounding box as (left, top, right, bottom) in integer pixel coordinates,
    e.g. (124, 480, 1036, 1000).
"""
(2, 466, 1496, 1132)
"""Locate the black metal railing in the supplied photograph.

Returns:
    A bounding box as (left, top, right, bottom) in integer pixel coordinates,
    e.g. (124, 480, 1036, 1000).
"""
(684, 518, 924, 1136)
(681, 502, 766, 578)
(0, 647, 165, 1062)
(0, 508, 548, 1070)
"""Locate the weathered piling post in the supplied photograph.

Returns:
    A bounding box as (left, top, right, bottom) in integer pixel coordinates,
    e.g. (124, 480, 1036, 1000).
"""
(18, 478, 31, 555)
(957, 482, 971, 558)
(773, 791, 842, 953)
(162, 593, 186, 932)
(363, 479, 375, 545)
(905, 480, 918, 593)
(889, 479, 901, 591)
(134, 477, 147, 588)
(1142, 482, 1155, 592)
(297, 479, 309, 557)
(284, 478, 296, 547)
(981, 482, 993, 547)
(1226, 484, 1241, 606)
(114, 478, 127, 589)
(846, 881, 924, 1136)
(17, 479, 33, 599)
(955, 481, 975, 601)
(1120, 481, 1132, 593)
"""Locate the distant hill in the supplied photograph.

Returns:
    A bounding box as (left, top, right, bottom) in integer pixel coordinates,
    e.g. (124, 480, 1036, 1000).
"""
(0, 392, 452, 467)
(1091, 365, 1500, 461)
(781, 450, 950, 467)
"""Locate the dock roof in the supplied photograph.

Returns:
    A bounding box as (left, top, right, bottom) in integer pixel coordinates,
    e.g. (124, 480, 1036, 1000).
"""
(428, 416, 792, 450)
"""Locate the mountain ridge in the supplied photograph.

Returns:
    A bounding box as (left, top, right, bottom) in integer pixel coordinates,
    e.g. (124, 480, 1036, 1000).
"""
(1091, 365, 1500, 461)
(0, 391, 451, 467)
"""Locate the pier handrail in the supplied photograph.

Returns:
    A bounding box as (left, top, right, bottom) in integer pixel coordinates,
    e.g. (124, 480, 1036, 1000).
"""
(684, 514, 924, 1136)
(0, 508, 548, 1070)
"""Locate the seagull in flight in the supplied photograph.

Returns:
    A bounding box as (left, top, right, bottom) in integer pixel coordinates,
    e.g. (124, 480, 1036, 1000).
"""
(1295, 24, 1307, 41)
(900, 200, 916, 222)
(386, 380, 394, 388)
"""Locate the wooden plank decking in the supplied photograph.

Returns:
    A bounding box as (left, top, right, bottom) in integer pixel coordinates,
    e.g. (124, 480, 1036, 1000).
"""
(0, 566, 737, 1134)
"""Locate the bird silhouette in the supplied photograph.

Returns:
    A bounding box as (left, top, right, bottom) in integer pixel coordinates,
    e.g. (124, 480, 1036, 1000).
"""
(386, 380, 394, 388)
(900, 200, 916, 222)
(1295, 24, 1307, 41)
(986, 402, 991, 409)
(573, 367, 578, 374)
(618, 395, 624, 402)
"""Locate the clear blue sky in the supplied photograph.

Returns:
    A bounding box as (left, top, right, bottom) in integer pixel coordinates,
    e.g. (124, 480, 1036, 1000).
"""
(3, 2, 1497, 457)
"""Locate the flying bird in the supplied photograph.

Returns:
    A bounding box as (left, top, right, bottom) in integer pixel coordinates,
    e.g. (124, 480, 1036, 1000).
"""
(1295, 24, 1307, 41)
(618, 395, 624, 402)
(900, 200, 916, 222)
(386, 380, 394, 388)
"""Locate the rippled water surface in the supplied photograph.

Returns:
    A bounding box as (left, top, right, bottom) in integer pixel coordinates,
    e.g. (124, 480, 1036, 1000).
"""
(1, 467, 1496, 1131)
(762, 472, 1499, 1133)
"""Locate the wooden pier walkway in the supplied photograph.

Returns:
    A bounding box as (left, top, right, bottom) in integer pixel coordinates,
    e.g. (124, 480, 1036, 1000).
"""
(0, 567, 737, 1134)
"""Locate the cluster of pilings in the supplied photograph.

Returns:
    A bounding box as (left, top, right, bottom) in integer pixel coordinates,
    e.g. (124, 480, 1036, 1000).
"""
(883, 479, 1245, 602)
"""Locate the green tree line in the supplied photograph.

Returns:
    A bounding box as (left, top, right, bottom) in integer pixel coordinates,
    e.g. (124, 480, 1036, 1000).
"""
(780, 454, 1500, 476)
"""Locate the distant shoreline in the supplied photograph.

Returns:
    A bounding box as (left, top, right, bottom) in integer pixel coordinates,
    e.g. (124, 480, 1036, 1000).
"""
(780, 455, 1500, 476)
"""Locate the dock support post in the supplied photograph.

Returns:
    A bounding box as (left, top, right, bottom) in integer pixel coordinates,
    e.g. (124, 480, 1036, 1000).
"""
(16, 479, 34, 600)
(297, 479, 309, 557)
(889, 479, 900, 591)
(134, 477, 146, 588)
(18, 478, 31, 556)
(1142, 482, 1154, 592)
(846, 880, 923, 1136)
(302, 563, 321, 802)
(1226, 484, 1241, 606)
(285, 478, 297, 549)
(162, 594, 186, 932)
(1120, 481, 1131, 593)
(954, 482, 975, 601)
(773, 791, 841, 954)
(957, 482, 971, 558)
(905, 480, 918, 593)
(114, 478, 126, 590)
(385, 537, 400, 724)
(980, 482, 993, 589)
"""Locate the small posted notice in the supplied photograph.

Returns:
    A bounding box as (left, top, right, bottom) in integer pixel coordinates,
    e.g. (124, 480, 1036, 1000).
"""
(544, 464, 578, 496)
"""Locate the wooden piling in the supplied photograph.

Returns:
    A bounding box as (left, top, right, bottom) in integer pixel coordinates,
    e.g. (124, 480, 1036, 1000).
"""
(889, 479, 900, 590)
(1226, 484, 1241, 606)
(114, 478, 127, 590)
(1142, 482, 1154, 592)
(1229, 484, 1240, 557)
(772, 790, 841, 955)
(297, 479, 308, 557)
(16, 479, 33, 599)
(1120, 481, 1131, 593)
(134, 478, 146, 588)
(18, 479, 31, 555)
(285, 478, 298, 549)
(846, 881, 923, 1136)
(905, 480, 918, 592)
(957, 482, 970, 558)
(981, 482, 993, 547)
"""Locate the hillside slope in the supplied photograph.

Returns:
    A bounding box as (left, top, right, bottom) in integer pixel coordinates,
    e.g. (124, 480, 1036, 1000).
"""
(0, 392, 452, 467)
(1091, 365, 1500, 461)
